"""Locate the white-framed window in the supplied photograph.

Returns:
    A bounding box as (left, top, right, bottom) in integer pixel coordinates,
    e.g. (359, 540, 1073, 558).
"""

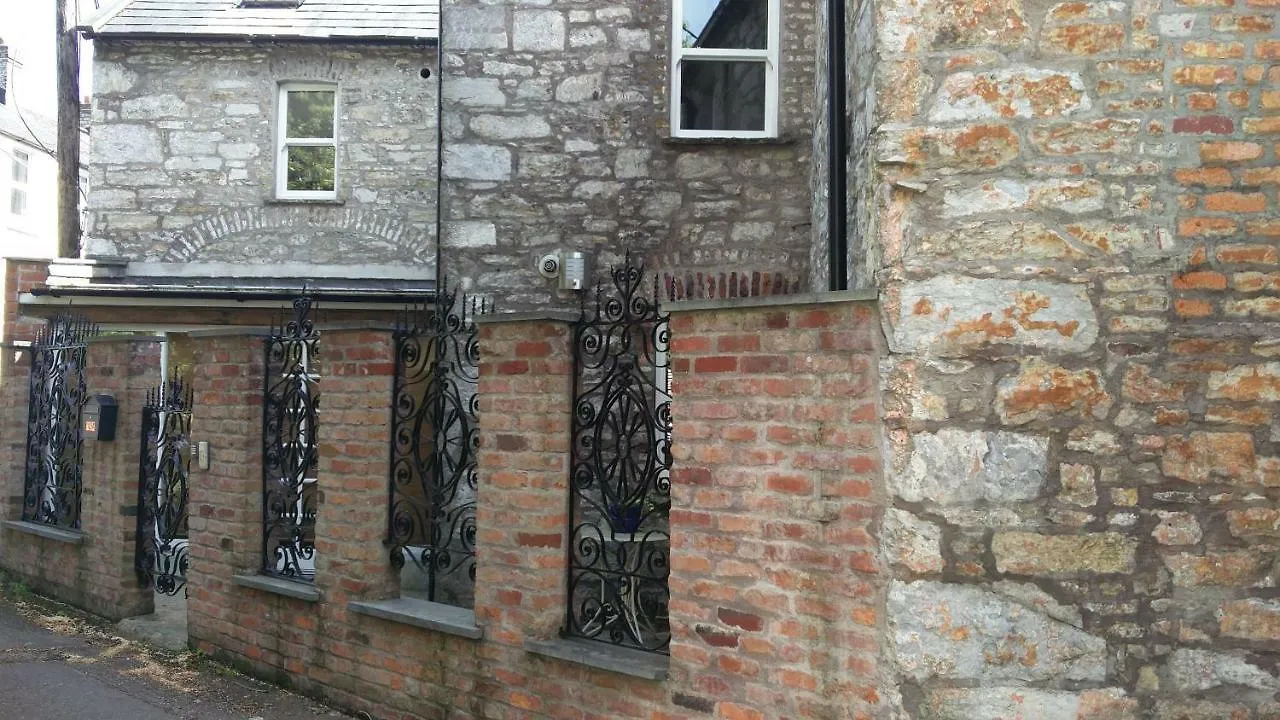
(11, 149, 28, 216)
(275, 83, 338, 200)
(670, 0, 780, 138)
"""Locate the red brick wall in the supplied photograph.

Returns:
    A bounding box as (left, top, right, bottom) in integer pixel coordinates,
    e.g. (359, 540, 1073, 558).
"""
(666, 301, 884, 720)
(0, 337, 160, 620)
(184, 301, 883, 720)
(186, 332, 273, 669)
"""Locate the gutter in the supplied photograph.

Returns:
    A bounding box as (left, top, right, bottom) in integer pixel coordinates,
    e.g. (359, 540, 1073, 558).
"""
(27, 284, 435, 306)
(77, 30, 440, 45)
(826, 0, 849, 291)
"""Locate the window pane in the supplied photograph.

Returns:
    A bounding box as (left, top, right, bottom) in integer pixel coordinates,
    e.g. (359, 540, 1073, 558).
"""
(681, 0, 767, 49)
(11, 189, 26, 216)
(286, 146, 336, 192)
(286, 91, 335, 139)
(13, 151, 28, 184)
(680, 60, 766, 131)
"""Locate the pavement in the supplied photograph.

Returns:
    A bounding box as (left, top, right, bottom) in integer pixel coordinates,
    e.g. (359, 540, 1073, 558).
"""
(0, 582, 357, 720)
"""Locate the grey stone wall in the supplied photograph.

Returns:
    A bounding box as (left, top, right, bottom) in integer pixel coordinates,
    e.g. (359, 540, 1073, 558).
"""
(440, 0, 820, 308)
(88, 41, 438, 274)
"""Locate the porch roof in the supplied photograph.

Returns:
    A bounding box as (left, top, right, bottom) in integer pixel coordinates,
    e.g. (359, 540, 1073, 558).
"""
(83, 0, 440, 43)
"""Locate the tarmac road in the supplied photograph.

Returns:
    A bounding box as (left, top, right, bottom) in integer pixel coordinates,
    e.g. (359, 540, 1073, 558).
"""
(0, 590, 353, 720)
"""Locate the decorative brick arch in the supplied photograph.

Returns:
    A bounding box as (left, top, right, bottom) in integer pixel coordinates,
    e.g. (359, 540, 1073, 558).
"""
(162, 206, 428, 263)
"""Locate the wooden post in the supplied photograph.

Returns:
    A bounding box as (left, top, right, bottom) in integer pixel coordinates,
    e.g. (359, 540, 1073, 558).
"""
(56, 0, 80, 259)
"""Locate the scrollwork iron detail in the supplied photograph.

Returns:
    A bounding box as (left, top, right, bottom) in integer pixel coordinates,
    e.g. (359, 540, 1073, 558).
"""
(567, 257, 672, 653)
(263, 295, 320, 581)
(387, 285, 488, 608)
(22, 315, 97, 529)
(136, 377, 192, 596)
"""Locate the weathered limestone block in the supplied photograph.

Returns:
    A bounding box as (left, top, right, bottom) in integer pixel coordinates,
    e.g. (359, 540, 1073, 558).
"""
(883, 508, 944, 574)
(1166, 648, 1279, 692)
(443, 144, 512, 181)
(1226, 507, 1280, 538)
(444, 6, 507, 50)
(1030, 119, 1142, 155)
(929, 69, 1092, 122)
(919, 687, 1137, 720)
(893, 428, 1047, 505)
(1058, 464, 1098, 507)
(444, 78, 507, 107)
(470, 114, 552, 140)
(554, 73, 603, 103)
(889, 580, 1108, 684)
(512, 10, 566, 52)
(991, 580, 1082, 627)
(1207, 363, 1280, 402)
(95, 124, 164, 164)
(1153, 700, 1255, 719)
(1064, 221, 1167, 255)
(996, 361, 1112, 425)
(892, 277, 1098, 355)
(897, 124, 1022, 171)
(913, 221, 1085, 261)
(1161, 432, 1256, 484)
(1152, 511, 1202, 545)
(1220, 599, 1280, 641)
(120, 93, 188, 119)
(95, 62, 138, 94)
(443, 221, 497, 248)
(933, 0, 1029, 48)
(992, 532, 1137, 575)
(941, 179, 1106, 217)
(1164, 550, 1270, 587)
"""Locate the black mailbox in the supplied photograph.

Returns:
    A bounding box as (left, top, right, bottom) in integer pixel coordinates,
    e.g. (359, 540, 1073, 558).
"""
(83, 395, 118, 441)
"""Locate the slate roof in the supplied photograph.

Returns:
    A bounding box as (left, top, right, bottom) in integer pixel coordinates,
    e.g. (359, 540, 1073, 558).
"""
(83, 0, 439, 42)
(0, 103, 57, 154)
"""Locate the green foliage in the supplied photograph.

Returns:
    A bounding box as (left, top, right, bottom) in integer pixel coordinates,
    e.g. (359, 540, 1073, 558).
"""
(286, 146, 336, 192)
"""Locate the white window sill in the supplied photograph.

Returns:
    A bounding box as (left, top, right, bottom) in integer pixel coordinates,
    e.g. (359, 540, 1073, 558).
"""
(663, 135, 798, 147)
(265, 197, 345, 206)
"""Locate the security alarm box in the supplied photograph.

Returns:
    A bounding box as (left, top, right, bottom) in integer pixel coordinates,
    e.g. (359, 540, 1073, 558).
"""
(83, 395, 118, 441)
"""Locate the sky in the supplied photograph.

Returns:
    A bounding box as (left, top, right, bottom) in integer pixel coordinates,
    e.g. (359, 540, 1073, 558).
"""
(684, 0, 718, 44)
(1, 0, 95, 116)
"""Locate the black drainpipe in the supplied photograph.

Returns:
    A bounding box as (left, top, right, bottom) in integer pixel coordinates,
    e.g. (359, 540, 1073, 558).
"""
(826, 0, 849, 291)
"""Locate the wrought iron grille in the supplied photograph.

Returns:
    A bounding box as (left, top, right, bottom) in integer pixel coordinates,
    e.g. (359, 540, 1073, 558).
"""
(22, 315, 97, 529)
(262, 295, 320, 581)
(566, 258, 673, 653)
(136, 376, 192, 596)
(387, 286, 488, 608)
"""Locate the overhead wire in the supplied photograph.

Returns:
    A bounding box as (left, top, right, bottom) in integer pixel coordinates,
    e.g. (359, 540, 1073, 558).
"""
(6, 57, 58, 159)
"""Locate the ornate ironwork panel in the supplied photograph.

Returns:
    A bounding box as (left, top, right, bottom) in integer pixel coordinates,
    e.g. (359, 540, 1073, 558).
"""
(262, 296, 320, 581)
(22, 315, 97, 529)
(567, 258, 672, 653)
(136, 377, 192, 596)
(387, 286, 488, 608)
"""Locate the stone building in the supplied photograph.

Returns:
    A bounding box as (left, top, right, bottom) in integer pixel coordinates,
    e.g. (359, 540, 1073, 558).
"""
(0, 0, 1276, 718)
(66, 0, 440, 300)
(869, 0, 1280, 716)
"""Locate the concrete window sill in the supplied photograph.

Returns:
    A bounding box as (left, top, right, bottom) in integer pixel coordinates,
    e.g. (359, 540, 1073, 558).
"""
(232, 574, 320, 602)
(524, 637, 668, 681)
(348, 597, 482, 640)
(3, 520, 85, 545)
